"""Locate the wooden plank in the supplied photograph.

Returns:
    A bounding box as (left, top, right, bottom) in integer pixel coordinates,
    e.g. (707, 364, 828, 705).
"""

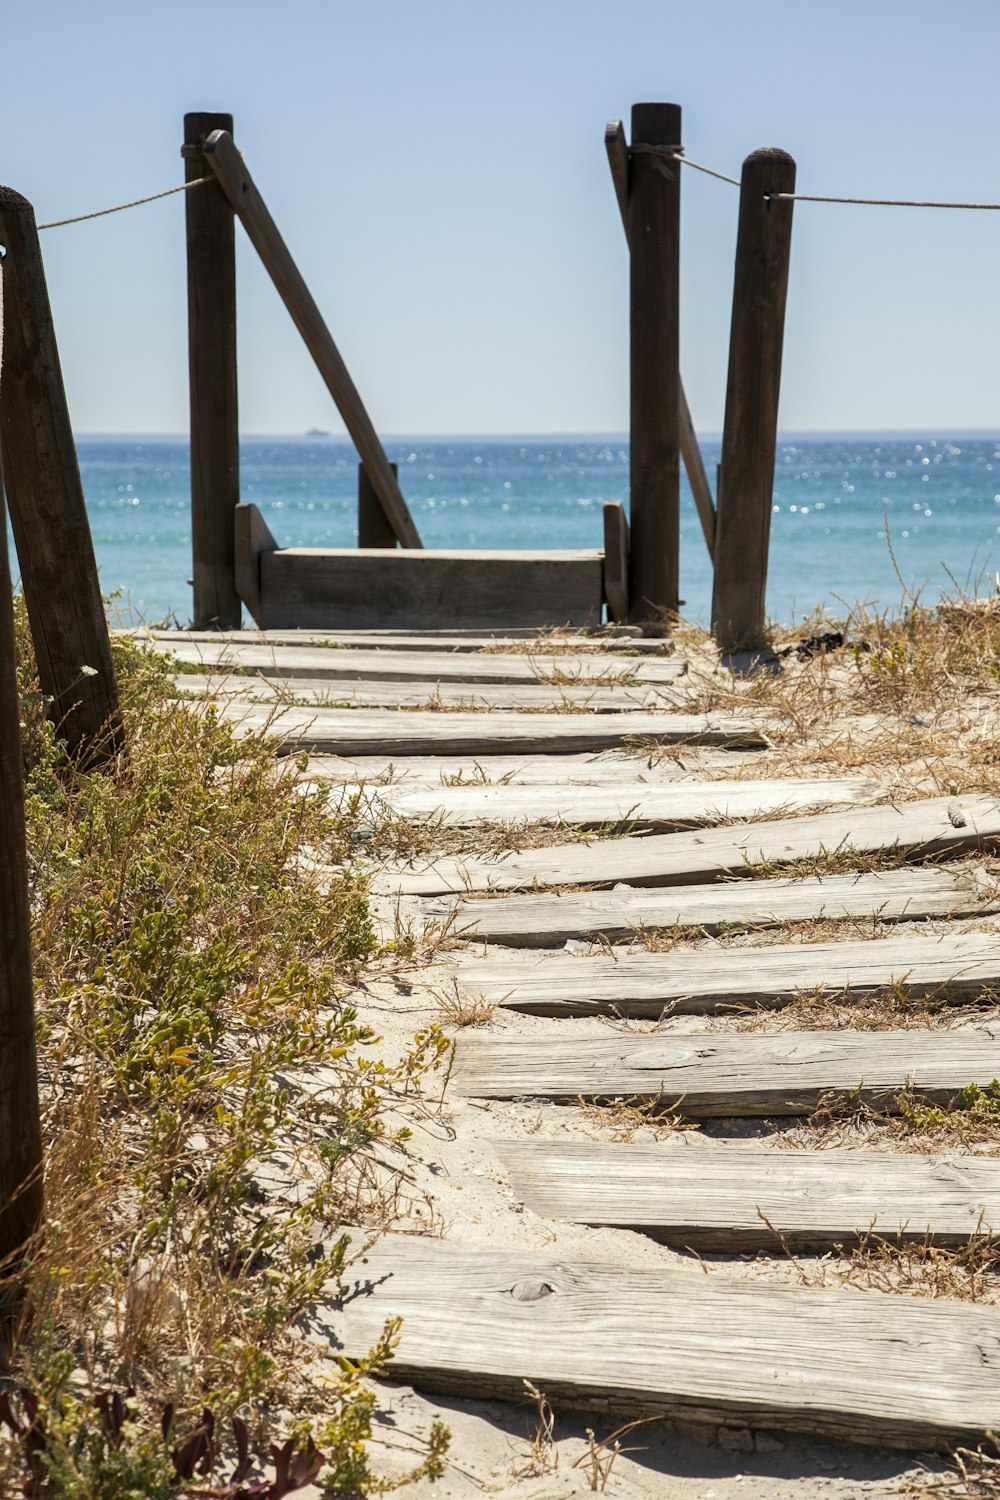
(0, 188, 123, 764)
(331, 1233, 1000, 1448)
(384, 793, 1000, 895)
(126, 626, 668, 652)
(455, 1027, 1000, 1115)
(258, 546, 605, 631)
(429, 867, 991, 947)
(146, 636, 688, 684)
(601, 501, 629, 623)
(212, 702, 768, 756)
(368, 775, 881, 829)
(233, 503, 278, 626)
(173, 673, 686, 715)
(629, 103, 682, 623)
(184, 111, 241, 629)
(497, 1139, 1000, 1250)
(443, 931, 1000, 1017)
(300, 752, 771, 787)
(712, 149, 796, 651)
(199, 129, 422, 550)
(606, 118, 716, 561)
(0, 526, 42, 1268)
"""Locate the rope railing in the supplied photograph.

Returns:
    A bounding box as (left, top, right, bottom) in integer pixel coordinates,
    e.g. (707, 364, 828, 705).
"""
(36, 176, 213, 231)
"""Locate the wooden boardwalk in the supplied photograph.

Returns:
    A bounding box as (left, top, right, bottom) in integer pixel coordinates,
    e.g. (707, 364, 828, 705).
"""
(142, 625, 1000, 1453)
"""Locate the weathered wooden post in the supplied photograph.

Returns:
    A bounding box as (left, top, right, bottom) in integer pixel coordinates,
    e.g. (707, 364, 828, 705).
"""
(628, 103, 682, 628)
(184, 111, 241, 629)
(358, 462, 398, 548)
(0, 191, 123, 765)
(712, 148, 796, 651)
(0, 263, 43, 1270)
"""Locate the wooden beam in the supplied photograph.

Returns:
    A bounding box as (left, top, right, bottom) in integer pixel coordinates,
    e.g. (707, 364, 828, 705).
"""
(251, 546, 604, 631)
(213, 701, 769, 756)
(198, 129, 422, 550)
(445, 930, 1000, 1017)
(140, 636, 689, 684)
(601, 501, 629, 623)
(0, 189, 123, 765)
(426, 865, 987, 945)
(712, 148, 796, 650)
(498, 1139, 1000, 1250)
(383, 792, 1000, 895)
(184, 111, 241, 629)
(0, 523, 42, 1279)
(330, 1233, 1000, 1449)
(455, 1027, 1000, 1115)
(358, 461, 398, 548)
(374, 774, 881, 829)
(233, 502, 278, 625)
(628, 103, 682, 624)
(606, 118, 716, 560)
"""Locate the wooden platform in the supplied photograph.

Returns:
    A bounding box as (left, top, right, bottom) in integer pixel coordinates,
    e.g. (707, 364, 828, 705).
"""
(329, 1233, 1000, 1449)
(454, 1027, 1000, 1113)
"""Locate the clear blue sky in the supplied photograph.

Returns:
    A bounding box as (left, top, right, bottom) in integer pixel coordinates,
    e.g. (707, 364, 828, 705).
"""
(4, 0, 998, 436)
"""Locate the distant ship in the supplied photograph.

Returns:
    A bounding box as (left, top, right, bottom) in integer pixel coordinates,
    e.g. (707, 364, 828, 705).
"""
(305, 427, 331, 437)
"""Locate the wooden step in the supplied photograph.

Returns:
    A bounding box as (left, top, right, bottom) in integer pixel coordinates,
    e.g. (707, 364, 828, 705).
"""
(454, 1026, 1000, 1114)
(328, 1232, 1000, 1449)
(125, 626, 671, 653)
(174, 672, 687, 714)
(383, 793, 1000, 894)
(425, 866, 987, 945)
(444, 932, 1000, 1016)
(214, 702, 768, 756)
(365, 776, 882, 829)
(302, 752, 786, 787)
(496, 1138, 1000, 1250)
(150, 638, 689, 685)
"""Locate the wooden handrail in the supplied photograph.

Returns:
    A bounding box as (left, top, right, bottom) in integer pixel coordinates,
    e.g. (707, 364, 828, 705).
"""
(605, 119, 716, 560)
(197, 129, 422, 550)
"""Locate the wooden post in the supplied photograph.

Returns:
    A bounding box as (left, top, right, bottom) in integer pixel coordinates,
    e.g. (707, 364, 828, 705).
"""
(184, 111, 241, 629)
(0, 192, 123, 764)
(712, 148, 796, 651)
(358, 461, 398, 548)
(628, 103, 681, 628)
(0, 509, 42, 1279)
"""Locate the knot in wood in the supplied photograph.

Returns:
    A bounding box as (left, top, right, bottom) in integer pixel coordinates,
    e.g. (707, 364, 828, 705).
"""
(508, 1278, 555, 1303)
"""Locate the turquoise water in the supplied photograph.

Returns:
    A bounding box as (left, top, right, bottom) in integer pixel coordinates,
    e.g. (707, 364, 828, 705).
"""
(61, 433, 1000, 627)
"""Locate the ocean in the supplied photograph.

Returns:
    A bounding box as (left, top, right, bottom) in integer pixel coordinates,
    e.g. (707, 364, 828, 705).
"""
(60, 432, 1000, 629)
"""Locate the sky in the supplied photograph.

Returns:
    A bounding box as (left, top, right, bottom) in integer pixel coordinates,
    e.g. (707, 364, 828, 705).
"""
(3, 0, 999, 436)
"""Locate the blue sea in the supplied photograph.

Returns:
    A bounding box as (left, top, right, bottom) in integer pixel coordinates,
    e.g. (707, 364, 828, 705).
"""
(56, 433, 1000, 627)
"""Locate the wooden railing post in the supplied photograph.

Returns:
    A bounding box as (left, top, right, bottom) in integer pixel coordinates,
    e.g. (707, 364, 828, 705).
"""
(712, 148, 796, 651)
(358, 461, 398, 548)
(0, 191, 123, 765)
(0, 512, 42, 1281)
(628, 102, 682, 628)
(184, 111, 241, 629)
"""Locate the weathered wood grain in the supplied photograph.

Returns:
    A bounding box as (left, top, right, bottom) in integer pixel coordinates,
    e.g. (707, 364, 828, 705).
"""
(455, 1027, 1000, 1114)
(172, 673, 686, 715)
(123, 626, 669, 653)
(152, 637, 687, 685)
(602, 501, 630, 623)
(330, 1232, 1000, 1448)
(445, 931, 1000, 1016)
(213, 702, 766, 756)
(384, 793, 1000, 895)
(369, 775, 881, 829)
(497, 1139, 1000, 1249)
(300, 752, 771, 787)
(428, 867, 992, 947)
(257, 546, 605, 631)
